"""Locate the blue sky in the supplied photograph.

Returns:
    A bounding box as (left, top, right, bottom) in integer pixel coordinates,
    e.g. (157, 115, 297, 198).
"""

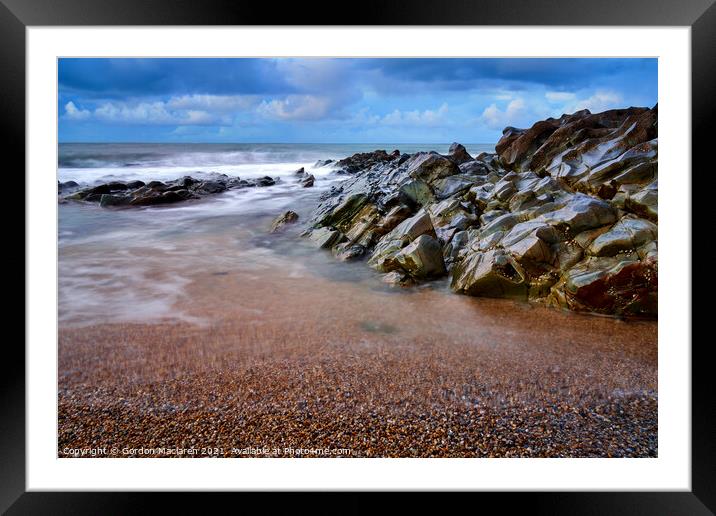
(58, 58, 657, 143)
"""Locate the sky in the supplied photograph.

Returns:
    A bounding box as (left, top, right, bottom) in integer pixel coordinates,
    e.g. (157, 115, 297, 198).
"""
(58, 58, 657, 144)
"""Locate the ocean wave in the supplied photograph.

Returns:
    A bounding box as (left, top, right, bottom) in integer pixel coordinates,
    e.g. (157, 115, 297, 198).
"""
(57, 143, 495, 184)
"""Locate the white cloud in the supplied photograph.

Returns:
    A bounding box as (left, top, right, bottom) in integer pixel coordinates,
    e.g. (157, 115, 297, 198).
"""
(480, 98, 528, 130)
(257, 95, 331, 120)
(166, 94, 257, 112)
(63, 101, 91, 120)
(567, 90, 623, 113)
(94, 101, 177, 124)
(63, 95, 261, 126)
(378, 103, 449, 126)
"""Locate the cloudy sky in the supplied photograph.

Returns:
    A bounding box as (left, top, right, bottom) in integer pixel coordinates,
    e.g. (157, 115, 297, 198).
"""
(58, 58, 657, 143)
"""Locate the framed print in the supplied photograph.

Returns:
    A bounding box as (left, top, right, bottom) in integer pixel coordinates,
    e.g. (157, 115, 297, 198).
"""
(5, 0, 714, 512)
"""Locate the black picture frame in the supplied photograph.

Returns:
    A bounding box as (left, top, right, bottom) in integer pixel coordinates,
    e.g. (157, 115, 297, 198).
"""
(4, 0, 713, 513)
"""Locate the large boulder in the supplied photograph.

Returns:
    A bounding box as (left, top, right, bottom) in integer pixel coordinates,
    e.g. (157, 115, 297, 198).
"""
(406, 152, 460, 184)
(618, 180, 658, 221)
(399, 180, 435, 207)
(394, 234, 446, 279)
(499, 106, 657, 176)
(447, 142, 473, 165)
(534, 193, 617, 235)
(501, 221, 561, 263)
(459, 160, 490, 176)
(368, 210, 436, 272)
(496, 119, 565, 171)
(451, 249, 528, 299)
(432, 175, 479, 200)
(548, 253, 657, 316)
(587, 216, 657, 257)
(315, 193, 370, 232)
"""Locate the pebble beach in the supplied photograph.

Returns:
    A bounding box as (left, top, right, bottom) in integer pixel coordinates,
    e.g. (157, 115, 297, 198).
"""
(58, 128, 658, 458)
(59, 256, 657, 458)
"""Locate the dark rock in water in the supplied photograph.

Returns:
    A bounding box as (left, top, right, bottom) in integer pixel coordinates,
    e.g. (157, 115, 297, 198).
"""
(226, 177, 249, 189)
(130, 190, 187, 206)
(308, 227, 343, 249)
(169, 176, 197, 189)
(192, 181, 227, 194)
(447, 142, 473, 165)
(74, 182, 129, 198)
(255, 176, 276, 187)
(333, 242, 366, 261)
(173, 189, 198, 200)
(302, 105, 657, 318)
(270, 210, 299, 233)
(314, 159, 334, 168)
(98, 194, 131, 207)
(105, 182, 129, 191)
(382, 271, 415, 287)
(61, 174, 271, 208)
(294, 167, 306, 176)
(300, 174, 315, 188)
(58, 180, 79, 193)
(334, 149, 399, 174)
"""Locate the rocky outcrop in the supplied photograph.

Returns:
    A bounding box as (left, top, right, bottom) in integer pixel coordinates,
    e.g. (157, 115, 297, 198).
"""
(303, 106, 658, 317)
(447, 142, 473, 165)
(62, 174, 279, 208)
(333, 149, 401, 174)
(270, 211, 299, 233)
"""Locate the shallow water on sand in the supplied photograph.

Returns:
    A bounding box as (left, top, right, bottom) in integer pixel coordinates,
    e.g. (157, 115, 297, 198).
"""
(58, 167, 657, 361)
(57, 143, 657, 342)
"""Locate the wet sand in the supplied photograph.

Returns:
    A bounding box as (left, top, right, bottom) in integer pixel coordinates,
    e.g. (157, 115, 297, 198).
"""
(59, 252, 657, 457)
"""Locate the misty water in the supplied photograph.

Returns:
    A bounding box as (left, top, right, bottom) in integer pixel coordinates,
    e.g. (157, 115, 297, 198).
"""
(58, 143, 495, 326)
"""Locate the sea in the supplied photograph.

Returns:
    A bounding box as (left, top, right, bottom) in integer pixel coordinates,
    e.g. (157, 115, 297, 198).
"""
(58, 143, 494, 326)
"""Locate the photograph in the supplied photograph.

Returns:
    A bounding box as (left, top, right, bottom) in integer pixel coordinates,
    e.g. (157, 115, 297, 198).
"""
(56, 57, 659, 459)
